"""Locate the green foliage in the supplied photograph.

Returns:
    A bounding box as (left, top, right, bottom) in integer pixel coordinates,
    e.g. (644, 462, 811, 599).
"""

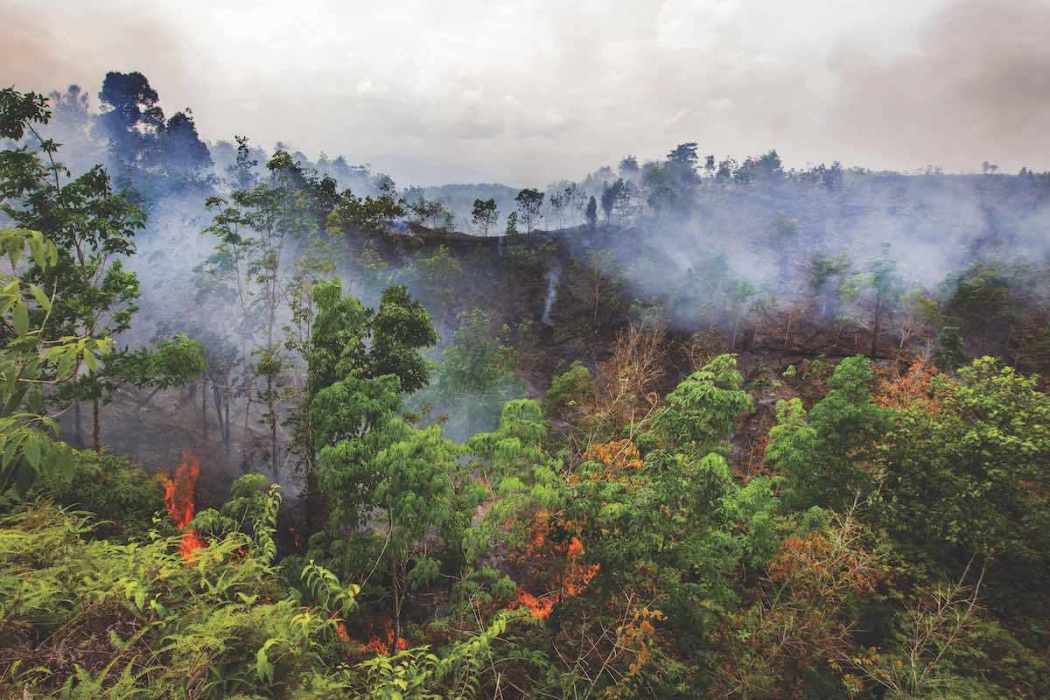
(651, 354, 753, 454)
(349, 611, 523, 699)
(305, 278, 437, 397)
(435, 309, 518, 399)
(369, 284, 439, 394)
(880, 357, 1050, 564)
(1, 87, 149, 461)
(543, 361, 593, 423)
(0, 225, 104, 495)
(314, 374, 406, 528)
(30, 449, 163, 539)
(306, 277, 371, 392)
(514, 188, 544, 232)
(202, 149, 329, 474)
(301, 560, 360, 619)
(767, 356, 888, 509)
(407, 195, 453, 230)
(0, 497, 527, 698)
(467, 399, 548, 480)
(136, 333, 207, 388)
(284, 277, 435, 528)
(10, 157, 146, 427)
(426, 308, 522, 437)
(195, 475, 283, 564)
(0, 503, 335, 697)
(371, 424, 464, 548)
(114, 333, 207, 405)
(470, 197, 498, 236)
(465, 399, 561, 559)
(326, 187, 405, 234)
(412, 244, 463, 316)
(5, 82, 1050, 700)
(942, 262, 1013, 332)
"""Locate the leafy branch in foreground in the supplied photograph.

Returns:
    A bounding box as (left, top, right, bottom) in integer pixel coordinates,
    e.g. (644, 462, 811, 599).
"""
(1, 226, 108, 495)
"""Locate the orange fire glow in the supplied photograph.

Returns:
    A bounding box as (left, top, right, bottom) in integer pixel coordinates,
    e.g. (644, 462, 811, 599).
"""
(364, 623, 409, 655)
(163, 449, 205, 562)
(515, 531, 600, 620)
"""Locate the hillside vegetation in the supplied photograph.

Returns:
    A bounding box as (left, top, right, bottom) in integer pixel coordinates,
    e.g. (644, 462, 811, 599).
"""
(2, 78, 1050, 698)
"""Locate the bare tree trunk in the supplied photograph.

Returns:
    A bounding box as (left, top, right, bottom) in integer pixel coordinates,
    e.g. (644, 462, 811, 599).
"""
(74, 401, 83, 447)
(871, 292, 883, 359)
(212, 384, 224, 440)
(223, 388, 231, 456)
(92, 398, 101, 453)
(391, 555, 402, 655)
(243, 388, 252, 467)
(201, 377, 208, 442)
(268, 374, 278, 479)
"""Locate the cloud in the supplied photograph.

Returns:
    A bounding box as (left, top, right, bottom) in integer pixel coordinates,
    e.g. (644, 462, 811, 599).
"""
(826, 0, 1050, 173)
(1, 1, 187, 107)
(2, 0, 1046, 184)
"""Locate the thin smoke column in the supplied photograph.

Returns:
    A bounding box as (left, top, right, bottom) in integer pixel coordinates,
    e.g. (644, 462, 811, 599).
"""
(542, 263, 561, 326)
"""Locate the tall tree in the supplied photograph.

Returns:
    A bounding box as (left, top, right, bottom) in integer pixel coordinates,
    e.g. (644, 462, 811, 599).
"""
(95, 71, 165, 183)
(226, 135, 260, 190)
(514, 188, 544, 232)
(863, 248, 902, 358)
(202, 150, 319, 476)
(0, 90, 95, 486)
(600, 178, 630, 223)
(287, 278, 436, 528)
(159, 109, 212, 181)
(3, 88, 149, 450)
(471, 197, 498, 236)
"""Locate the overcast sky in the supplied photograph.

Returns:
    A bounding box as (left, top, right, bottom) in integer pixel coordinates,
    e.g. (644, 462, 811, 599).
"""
(4, 0, 1049, 186)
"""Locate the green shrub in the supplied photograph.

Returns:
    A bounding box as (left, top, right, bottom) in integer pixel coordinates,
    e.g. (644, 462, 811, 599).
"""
(32, 450, 163, 540)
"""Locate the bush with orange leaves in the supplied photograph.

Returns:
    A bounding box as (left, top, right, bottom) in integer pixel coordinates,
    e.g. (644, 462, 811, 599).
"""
(549, 593, 673, 700)
(512, 513, 600, 621)
(511, 439, 650, 622)
(590, 324, 667, 438)
(576, 438, 643, 483)
(875, 358, 940, 411)
(713, 509, 884, 697)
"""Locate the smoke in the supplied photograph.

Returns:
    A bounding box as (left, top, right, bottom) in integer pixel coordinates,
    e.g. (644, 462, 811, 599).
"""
(826, 0, 1050, 173)
(7, 3, 1050, 485)
(6, 0, 1049, 184)
(0, 2, 189, 116)
(542, 263, 562, 326)
(552, 162, 1050, 340)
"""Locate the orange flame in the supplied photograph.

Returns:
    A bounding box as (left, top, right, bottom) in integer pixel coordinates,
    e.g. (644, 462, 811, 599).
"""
(517, 589, 557, 620)
(515, 534, 600, 620)
(163, 449, 205, 562)
(364, 623, 408, 655)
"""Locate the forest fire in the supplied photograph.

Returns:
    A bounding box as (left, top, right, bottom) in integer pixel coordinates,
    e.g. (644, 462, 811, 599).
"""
(365, 624, 409, 656)
(516, 529, 600, 620)
(162, 450, 205, 562)
(6, 18, 1050, 692)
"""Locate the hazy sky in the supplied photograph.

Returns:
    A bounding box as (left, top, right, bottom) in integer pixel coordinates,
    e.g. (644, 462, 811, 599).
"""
(4, 0, 1049, 186)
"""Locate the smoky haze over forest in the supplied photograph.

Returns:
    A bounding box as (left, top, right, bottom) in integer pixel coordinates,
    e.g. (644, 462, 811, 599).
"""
(4, 0, 1050, 185)
(5, 3, 1050, 697)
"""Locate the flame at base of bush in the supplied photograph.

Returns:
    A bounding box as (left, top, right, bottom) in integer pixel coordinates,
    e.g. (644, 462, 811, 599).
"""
(516, 535, 600, 620)
(162, 449, 205, 562)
